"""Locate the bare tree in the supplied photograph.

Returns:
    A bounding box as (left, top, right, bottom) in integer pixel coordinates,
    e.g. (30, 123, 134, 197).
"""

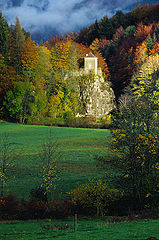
(40, 129, 61, 201)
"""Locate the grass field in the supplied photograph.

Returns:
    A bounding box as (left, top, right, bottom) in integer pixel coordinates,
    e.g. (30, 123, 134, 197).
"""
(0, 123, 158, 240)
(0, 122, 116, 199)
(0, 218, 158, 240)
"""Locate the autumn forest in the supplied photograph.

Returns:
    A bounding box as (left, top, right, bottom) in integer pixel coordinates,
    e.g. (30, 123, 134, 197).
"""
(0, 4, 159, 127)
(0, 2, 159, 230)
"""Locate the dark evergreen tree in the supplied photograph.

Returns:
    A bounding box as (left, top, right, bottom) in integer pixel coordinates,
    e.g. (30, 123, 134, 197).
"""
(146, 35, 153, 51)
(114, 11, 126, 28)
(9, 17, 26, 73)
(153, 23, 159, 42)
(89, 19, 100, 42)
(14, 17, 26, 50)
(75, 27, 89, 45)
(0, 11, 9, 61)
(99, 15, 114, 40)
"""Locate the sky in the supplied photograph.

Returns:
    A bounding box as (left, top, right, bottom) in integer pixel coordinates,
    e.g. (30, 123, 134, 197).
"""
(0, 0, 139, 35)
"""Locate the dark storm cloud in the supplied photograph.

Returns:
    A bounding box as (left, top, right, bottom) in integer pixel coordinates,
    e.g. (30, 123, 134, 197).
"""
(0, 0, 139, 34)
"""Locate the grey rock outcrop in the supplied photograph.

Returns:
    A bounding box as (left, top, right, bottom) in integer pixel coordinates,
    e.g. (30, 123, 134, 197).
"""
(69, 52, 116, 117)
(79, 74, 115, 117)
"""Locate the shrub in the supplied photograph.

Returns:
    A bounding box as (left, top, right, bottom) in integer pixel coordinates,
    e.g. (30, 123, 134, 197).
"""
(69, 179, 121, 216)
(19, 199, 48, 220)
(0, 194, 19, 220)
(49, 198, 74, 218)
(30, 186, 48, 202)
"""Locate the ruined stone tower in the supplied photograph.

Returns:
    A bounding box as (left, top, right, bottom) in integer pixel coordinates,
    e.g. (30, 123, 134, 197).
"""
(84, 52, 98, 75)
(71, 52, 116, 117)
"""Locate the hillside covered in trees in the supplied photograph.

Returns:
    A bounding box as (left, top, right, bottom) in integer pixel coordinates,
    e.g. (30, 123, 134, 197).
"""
(0, 3, 159, 222)
(0, 3, 159, 126)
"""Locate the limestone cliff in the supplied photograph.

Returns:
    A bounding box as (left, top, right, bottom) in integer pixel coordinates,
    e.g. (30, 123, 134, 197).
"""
(78, 73, 115, 117)
(67, 52, 116, 117)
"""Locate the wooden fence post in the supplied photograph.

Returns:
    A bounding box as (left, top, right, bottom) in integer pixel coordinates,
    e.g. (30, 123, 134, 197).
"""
(74, 214, 77, 232)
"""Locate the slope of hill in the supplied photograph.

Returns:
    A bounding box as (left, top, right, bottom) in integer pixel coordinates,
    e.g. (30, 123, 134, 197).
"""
(0, 123, 111, 199)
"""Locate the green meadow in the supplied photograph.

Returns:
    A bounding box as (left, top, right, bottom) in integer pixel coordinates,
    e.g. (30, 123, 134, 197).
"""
(0, 218, 158, 240)
(0, 122, 115, 199)
(0, 123, 159, 240)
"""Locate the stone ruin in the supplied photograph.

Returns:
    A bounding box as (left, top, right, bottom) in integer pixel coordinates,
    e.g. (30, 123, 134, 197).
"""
(76, 52, 116, 117)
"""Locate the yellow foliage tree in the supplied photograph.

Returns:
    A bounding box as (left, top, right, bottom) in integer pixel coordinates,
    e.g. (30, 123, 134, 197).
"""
(132, 54, 159, 106)
(40, 131, 60, 199)
(34, 46, 52, 90)
(51, 40, 72, 71)
(109, 93, 159, 208)
(49, 90, 64, 118)
(134, 41, 148, 68)
(69, 179, 120, 216)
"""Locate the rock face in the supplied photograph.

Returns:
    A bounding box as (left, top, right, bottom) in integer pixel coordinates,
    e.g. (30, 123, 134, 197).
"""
(77, 52, 116, 117)
(81, 74, 115, 117)
(69, 52, 116, 117)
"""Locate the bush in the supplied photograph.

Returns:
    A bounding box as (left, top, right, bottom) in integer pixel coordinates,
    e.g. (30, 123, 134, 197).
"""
(27, 115, 112, 129)
(30, 186, 48, 202)
(48, 198, 74, 218)
(69, 179, 121, 216)
(19, 199, 48, 220)
(0, 194, 19, 220)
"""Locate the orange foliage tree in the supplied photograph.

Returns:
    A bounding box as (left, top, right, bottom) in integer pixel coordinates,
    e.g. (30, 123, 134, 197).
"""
(134, 40, 148, 68)
(0, 54, 20, 102)
(134, 22, 154, 42)
(90, 38, 110, 79)
(149, 42, 159, 56)
(21, 36, 39, 71)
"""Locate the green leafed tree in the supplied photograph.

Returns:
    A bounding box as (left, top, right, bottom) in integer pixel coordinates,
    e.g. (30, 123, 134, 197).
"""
(100, 92, 159, 210)
(3, 82, 35, 123)
(31, 89, 48, 121)
(124, 25, 136, 38)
